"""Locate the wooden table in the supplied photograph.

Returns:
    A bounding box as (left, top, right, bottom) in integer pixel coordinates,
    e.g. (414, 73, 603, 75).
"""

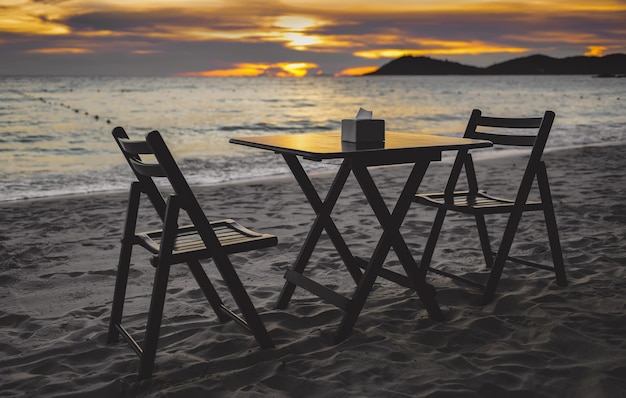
(230, 131, 492, 342)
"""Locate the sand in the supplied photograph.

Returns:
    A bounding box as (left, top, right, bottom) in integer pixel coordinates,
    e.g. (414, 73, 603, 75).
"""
(1, 143, 625, 397)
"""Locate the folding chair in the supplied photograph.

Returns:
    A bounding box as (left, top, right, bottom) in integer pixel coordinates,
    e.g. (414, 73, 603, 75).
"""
(108, 127, 277, 379)
(414, 109, 567, 304)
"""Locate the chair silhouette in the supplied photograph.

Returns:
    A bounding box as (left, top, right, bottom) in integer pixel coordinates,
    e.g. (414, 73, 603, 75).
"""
(414, 109, 567, 303)
(108, 127, 277, 379)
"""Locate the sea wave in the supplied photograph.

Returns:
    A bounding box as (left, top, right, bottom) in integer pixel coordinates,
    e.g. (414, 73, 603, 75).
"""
(1, 75, 624, 202)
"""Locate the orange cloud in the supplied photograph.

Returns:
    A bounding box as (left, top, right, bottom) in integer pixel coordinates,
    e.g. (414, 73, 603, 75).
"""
(76, 30, 127, 38)
(504, 32, 625, 56)
(177, 62, 320, 77)
(585, 46, 607, 56)
(132, 50, 161, 54)
(504, 31, 606, 44)
(26, 48, 92, 54)
(0, 2, 71, 35)
(178, 63, 270, 77)
(354, 41, 529, 60)
(335, 66, 379, 76)
(0, 19, 69, 36)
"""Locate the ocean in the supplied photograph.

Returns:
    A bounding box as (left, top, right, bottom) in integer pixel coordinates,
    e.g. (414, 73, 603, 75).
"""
(1, 75, 625, 202)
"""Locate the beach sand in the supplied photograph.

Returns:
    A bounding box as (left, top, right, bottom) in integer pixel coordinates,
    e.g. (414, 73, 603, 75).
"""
(1, 143, 625, 397)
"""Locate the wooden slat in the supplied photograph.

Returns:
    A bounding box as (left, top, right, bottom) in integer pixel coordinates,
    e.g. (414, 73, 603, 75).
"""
(284, 270, 350, 310)
(218, 304, 251, 332)
(353, 259, 413, 289)
(492, 251, 556, 271)
(477, 115, 542, 128)
(472, 131, 537, 146)
(117, 138, 153, 155)
(115, 324, 144, 357)
(129, 158, 167, 177)
(427, 267, 485, 290)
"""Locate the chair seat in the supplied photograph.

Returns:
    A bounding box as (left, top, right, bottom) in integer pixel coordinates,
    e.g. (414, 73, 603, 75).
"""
(137, 219, 277, 264)
(415, 190, 543, 214)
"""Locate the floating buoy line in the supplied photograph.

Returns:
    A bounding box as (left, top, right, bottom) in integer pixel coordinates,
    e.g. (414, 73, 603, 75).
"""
(15, 90, 113, 124)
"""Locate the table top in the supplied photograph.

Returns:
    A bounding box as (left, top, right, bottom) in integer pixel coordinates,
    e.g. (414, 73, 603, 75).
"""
(230, 131, 492, 162)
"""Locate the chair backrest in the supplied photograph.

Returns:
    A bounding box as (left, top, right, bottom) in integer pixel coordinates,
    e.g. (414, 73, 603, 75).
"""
(112, 127, 224, 252)
(113, 127, 168, 219)
(444, 109, 555, 197)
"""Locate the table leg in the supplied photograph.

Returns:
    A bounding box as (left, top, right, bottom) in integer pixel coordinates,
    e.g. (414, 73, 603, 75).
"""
(276, 155, 363, 309)
(334, 160, 443, 342)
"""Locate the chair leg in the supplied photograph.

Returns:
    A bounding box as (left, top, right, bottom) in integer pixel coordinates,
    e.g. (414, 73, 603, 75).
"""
(537, 165, 567, 286)
(137, 261, 172, 380)
(107, 241, 133, 343)
(109, 182, 142, 343)
(186, 259, 230, 322)
(543, 207, 567, 286)
(212, 253, 274, 349)
(137, 194, 181, 380)
(474, 214, 493, 268)
(419, 208, 447, 274)
(482, 209, 524, 303)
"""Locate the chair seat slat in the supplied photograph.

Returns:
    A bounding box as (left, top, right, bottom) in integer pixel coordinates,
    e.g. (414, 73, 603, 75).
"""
(416, 191, 542, 212)
(140, 220, 276, 256)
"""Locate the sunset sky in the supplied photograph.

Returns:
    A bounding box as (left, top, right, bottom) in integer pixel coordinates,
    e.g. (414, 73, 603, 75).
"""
(1, 0, 625, 77)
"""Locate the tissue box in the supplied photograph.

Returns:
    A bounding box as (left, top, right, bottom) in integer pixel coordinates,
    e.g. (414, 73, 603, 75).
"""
(341, 119, 385, 143)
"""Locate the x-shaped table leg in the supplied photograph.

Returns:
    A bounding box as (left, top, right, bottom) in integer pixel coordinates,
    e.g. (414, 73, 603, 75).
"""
(276, 154, 444, 343)
(277, 154, 363, 310)
(334, 159, 444, 342)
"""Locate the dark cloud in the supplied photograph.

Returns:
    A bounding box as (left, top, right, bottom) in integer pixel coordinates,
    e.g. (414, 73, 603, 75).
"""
(0, 37, 363, 76)
(65, 9, 241, 32)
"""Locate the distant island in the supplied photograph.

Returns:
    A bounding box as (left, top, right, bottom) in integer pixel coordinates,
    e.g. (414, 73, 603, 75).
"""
(365, 54, 626, 76)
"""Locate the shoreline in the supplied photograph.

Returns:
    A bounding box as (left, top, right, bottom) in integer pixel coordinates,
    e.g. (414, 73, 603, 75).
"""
(1, 142, 625, 397)
(3, 139, 626, 206)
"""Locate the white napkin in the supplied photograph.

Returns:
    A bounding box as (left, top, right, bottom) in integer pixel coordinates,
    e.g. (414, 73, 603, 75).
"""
(355, 107, 373, 120)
